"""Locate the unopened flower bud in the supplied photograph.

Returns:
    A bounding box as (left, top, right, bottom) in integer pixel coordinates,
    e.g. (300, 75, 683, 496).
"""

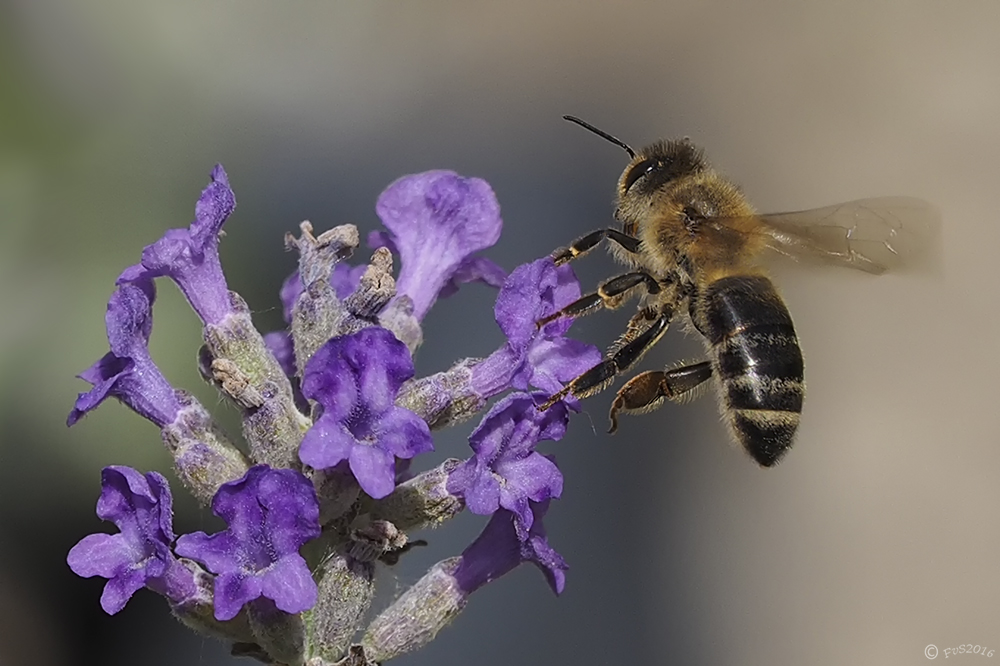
(287, 222, 360, 373)
(201, 292, 310, 468)
(395, 360, 486, 430)
(309, 554, 375, 662)
(161, 391, 249, 505)
(361, 558, 465, 662)
(247, 599, 307, 666)
(369, 459, 464, 531)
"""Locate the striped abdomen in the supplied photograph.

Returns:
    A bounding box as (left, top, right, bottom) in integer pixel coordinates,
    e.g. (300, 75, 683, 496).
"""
(696, 275, 804, 466)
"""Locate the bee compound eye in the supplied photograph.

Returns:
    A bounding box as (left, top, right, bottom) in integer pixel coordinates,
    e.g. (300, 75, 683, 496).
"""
(623, 158, 657, 193)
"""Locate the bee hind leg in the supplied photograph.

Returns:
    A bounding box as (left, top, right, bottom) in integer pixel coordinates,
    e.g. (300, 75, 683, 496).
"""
(538, 308, 671, 411)
(608, 361, 712, 433)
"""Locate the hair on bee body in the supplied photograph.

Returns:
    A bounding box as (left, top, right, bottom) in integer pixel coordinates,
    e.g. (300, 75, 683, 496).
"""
(541, 116, 938, 467)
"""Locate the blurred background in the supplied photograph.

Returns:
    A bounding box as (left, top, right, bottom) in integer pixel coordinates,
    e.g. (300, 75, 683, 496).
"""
(2, 1, 998, 664)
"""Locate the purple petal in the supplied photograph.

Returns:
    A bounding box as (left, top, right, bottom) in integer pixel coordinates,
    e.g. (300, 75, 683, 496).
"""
(524, 337, 602, 395)
(494, 259, 580, 345)
(298, 418, 356, 470)
(367, 230, 397, 254)
(259, 554, 318, 615)
(349, 444, 397, 499)
(67, 534, 132, 579)
(100, 567, 150, 615)
(456, 465, 501, 516)
(279, 271, 302, 322)
(301, 343, 360, 423)
(343, 328, 415, 408)
(255, 469, 322, 554)
(374, 407, 434, 459)
(498, 454, 563, 503)
(214, 571, 263, 621)
(174, 531, 240, 574)
(331, 263, 368, 300)
(376, 171, 502, 320)
(524, 531, 567, 595)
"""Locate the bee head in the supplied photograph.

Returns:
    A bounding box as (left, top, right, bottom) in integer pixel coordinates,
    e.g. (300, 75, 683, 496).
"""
(617, 139, 707, 200)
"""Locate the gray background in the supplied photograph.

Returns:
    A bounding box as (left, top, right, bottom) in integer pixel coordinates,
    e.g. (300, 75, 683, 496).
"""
(1, 2, 998, 665)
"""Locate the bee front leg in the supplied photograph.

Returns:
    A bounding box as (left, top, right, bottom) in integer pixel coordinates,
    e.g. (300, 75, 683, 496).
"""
(537, 271, 661, 327)
(607, 361, 712, 433)
(551, 228, 641, 266)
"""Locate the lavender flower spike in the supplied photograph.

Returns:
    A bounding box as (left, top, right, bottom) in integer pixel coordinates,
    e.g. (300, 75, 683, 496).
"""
(471, 257, 602, 400)
(175, 466, 321, 621)
(67, 466, 196, 614)
(299, 327, 434, 499)
(375, 170, 503, 321)
(68, 279, 180, 427)
(447, 392, 567, 538)
(117, 165, 235, 325)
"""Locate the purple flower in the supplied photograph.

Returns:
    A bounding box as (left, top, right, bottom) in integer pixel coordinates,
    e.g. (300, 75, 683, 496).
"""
(117, 165, 235, 325)
(278, 171, 505, 325)
(471, 257, 602, 400)
(174, 466, 320, 621)
(447, 393, 567, 538)
(298, 327, 433, 499)
(375, 171, 504, 321)
(455, 501, 567, 596)
(68, 279, 181, 427)
(67, 466, 196, 614)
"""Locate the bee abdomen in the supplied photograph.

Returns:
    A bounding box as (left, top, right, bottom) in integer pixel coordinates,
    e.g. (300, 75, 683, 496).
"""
(699, 275, 804, 467)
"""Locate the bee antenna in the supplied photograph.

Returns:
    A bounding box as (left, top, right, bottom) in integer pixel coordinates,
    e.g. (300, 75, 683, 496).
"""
(563, 115, 636, 159)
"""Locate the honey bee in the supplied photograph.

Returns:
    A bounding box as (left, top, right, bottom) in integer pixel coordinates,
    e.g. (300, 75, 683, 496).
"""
(540, 116, 938, 467)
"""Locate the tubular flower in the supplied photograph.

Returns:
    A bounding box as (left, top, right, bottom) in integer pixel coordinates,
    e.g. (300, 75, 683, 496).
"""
(174, 466, 321, 621)
(67, 466, 196, 614)
(298, 327, 433, 499)
(117, 165, 236, 326)
(447, 392, 568, 538)
(68, 278, 180, 427)
(471, 257, 602, 400)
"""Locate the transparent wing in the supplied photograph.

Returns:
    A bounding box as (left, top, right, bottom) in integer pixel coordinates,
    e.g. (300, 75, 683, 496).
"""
(752, 197, 940, 274)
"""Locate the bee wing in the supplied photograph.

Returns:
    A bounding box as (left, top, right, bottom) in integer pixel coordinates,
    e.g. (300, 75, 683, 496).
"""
(750, 197, 940, 274)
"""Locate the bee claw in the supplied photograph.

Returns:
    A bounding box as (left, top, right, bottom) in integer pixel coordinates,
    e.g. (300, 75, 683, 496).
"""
(608, 398, 622, 434)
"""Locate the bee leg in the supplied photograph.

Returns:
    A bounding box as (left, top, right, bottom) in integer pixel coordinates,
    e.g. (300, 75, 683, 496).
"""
(551, 228, 641, 266)
(607, 361, 712, 433)
(537, 271, 661, 327)
(538, 308, 671, 411)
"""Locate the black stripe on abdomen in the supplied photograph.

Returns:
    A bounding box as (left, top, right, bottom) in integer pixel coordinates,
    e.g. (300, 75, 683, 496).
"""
(699, 275, 805, 467)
